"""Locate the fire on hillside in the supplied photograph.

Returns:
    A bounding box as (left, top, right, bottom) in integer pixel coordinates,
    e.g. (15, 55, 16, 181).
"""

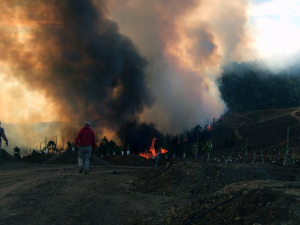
(207, 125, 212, 131)
(139, 138, 167, 159)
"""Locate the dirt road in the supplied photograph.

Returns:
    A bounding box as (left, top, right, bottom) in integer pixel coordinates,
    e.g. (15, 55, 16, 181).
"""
(0, 163, 190, 225)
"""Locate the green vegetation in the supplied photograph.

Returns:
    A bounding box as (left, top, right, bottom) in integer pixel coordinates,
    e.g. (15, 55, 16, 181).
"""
(47, 140, 56, 152)
(13, 146, 21, 159)
(97, 136, 120, 157)
(219, 71, 300, 113)
(202, 142, 213, 162)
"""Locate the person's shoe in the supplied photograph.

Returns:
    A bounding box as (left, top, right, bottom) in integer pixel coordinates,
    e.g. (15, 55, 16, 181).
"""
(84, 170, 88, 175)
(79, 166, 84, 173)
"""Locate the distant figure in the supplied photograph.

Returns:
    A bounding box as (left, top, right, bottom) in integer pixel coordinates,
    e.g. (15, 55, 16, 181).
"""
(0, 121, 8, 159)
(67, 141, 72, 150)
(74, 122, 96, 175)
(155, 152, 160, 171)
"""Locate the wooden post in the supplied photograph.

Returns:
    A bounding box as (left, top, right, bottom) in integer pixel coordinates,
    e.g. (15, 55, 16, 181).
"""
(123, 136, 125, 149)
(245, 137, 248, 163)
(284, 126, 290, 166)
(102, 138, 104, 157)
(287, 126, 289, 150)
(212, 118, 215, 146)
(195, 131, 199, 158)
(122, 136, 125, 155)
(56, 134, 58, 147)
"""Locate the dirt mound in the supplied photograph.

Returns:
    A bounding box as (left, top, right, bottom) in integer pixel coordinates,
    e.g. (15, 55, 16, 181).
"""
(101, 155, 192, 167)
(133, 161, 300, 197)
(0, 149, 20, 163)
(46, 149, 78, 164)
(159, 180, 300, 225)
(22, 150, 108, 165)
(45, 149, 108, 166)
(102, 154, 156, 167)
(23, 153, 55, 164)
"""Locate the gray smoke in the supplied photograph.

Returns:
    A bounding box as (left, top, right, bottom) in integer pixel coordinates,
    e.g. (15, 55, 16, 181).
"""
(105, 0, 249, 133)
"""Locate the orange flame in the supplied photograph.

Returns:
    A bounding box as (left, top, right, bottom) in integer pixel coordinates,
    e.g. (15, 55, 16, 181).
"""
(139, 138, 168, 159)
(207, 125, 212, 131)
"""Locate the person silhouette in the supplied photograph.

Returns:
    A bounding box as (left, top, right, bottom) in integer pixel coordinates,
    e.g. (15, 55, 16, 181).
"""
(74, 122, 96, 175)
(0, 121, 8, 159)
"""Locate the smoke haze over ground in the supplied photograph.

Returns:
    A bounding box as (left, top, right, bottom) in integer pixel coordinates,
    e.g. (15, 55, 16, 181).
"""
(1, 0, 300, 152)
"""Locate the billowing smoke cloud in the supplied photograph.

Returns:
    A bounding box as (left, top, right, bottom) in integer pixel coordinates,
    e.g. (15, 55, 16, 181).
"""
(106, 0, 249, 133)
(0, 0, 156, 149)
(0, 0, 251, 152)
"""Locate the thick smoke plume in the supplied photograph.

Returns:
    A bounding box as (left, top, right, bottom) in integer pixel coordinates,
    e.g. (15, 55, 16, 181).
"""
(0, 0, 251, 152)
(106, 0, 249, 133)
(0, 0, 156, 149)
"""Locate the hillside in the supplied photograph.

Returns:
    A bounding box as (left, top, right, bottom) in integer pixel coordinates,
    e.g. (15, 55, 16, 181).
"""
(210, 107, 300, 165)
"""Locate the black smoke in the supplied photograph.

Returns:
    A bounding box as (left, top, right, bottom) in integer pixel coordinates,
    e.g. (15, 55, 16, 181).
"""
(48, 0, 154, 128)
(117, 119, 165, 154)
(1, 0, 158, 141)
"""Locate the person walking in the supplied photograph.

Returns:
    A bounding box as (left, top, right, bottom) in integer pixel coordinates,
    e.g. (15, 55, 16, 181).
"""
(0, 121, 8, 159)
(74, 122, 96, 175)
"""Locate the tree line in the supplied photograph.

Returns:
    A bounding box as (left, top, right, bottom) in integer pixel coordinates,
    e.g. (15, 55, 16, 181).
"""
(219, 70, 300, 113)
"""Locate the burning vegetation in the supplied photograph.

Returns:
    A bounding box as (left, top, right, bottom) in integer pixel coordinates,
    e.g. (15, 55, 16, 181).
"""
(19, 119, 215, 160)
(139, 138, 168, 159)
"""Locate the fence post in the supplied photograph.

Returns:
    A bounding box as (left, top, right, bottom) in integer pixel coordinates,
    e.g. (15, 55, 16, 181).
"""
(195, 131, 198, 158)
(284, 126, 290, 166)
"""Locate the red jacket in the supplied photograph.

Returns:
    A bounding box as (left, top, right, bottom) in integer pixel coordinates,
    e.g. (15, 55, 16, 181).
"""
(74, 125, 96, 148)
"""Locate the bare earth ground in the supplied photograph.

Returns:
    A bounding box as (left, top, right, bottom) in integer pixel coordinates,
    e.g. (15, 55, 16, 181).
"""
(2, 152, 300, 225)
(4, 108, 300, 224)
(0, 162, 190, 225)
